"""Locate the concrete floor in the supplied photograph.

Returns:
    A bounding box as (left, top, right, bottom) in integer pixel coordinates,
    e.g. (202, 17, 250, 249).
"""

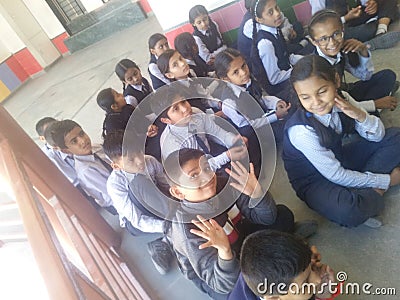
(2, 15, 400, 300)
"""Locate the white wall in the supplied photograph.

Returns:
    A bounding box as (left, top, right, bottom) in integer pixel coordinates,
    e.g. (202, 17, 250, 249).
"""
(0, 13, 25, 62)
(147, 0, 232, 30)
(80, 0, 104, 12)
(0, 0, 60, 67)
(22, 0, 65, 39)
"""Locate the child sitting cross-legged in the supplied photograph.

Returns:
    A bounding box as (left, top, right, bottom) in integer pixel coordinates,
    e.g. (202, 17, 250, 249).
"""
(160, 148, 314, 299)
(103, 130, 174, 275)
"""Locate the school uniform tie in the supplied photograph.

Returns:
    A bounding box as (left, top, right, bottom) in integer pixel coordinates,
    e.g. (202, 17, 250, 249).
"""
(93, 153, 113, 173)
(194, 134, 210, 154)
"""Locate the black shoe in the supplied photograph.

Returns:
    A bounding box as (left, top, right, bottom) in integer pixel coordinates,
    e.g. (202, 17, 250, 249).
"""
(390, 80, 400, 96)
(294, 220, 318, 239)
(147, 237, 173, 275)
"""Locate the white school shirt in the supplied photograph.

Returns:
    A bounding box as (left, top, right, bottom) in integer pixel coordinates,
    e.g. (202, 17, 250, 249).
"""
(148, 55, 171, 85)
(288, 91, 390, 189)
(124, 83, 150, 107)
(257, 24, 303, 85)
(221, 81, 279, 128)
(160, 112, 236, 171)
(42, 144, 79, 186)
(107, 155, 167, 232)
(309, 0, 375, 22)
(193, 21, 227, 64)
(74, 145, 113, 207)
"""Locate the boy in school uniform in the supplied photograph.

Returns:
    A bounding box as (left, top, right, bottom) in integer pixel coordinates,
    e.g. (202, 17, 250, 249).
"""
(150, 85, 248, 171)
(49, 119, 116, 214)
(36, 117, 79, 186)
(228, 230, 337, 300)
(158, 148, 296, 299)
(103, 130, 174, 275)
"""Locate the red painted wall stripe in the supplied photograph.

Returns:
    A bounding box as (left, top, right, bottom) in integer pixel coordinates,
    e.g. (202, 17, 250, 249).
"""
(139, 0, 152, 14)
(5, 55, 29, 82)
(13, 48, 43, 76)
(52, 32, 70, 54)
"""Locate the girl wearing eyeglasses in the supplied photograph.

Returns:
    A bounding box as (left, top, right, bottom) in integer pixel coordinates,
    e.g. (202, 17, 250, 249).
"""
(308, 9, 398, 113)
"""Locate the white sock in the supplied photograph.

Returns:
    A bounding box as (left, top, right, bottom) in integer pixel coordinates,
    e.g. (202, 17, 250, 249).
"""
(376, 24, 388, 35)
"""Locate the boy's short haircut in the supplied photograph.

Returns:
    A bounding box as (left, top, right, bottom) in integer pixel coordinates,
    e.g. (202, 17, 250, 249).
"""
(150, 84, 191, 119)
(163, 148, 205, 186)
(48, 119, 81, 149)
(240, 230, 312, 297)
(102, 130, 143, 162)
(43, 121, 59, 147)
(35, 117, 56, 136)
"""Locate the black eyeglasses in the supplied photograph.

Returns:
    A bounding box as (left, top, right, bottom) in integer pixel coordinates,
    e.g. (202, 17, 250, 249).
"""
(313, 31, 344, 46)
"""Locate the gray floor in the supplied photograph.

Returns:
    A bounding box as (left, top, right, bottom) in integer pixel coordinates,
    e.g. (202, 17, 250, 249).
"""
(3, 15, 400, 300)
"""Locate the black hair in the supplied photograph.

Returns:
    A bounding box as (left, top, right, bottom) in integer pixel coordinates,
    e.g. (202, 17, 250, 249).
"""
(308, 9, 342, 39)
(240, 230, 312, 297)
(174, 32, 197, 60)
(308, 9, 360, 68)
(148, 33, 168, 59)
(43, 121, 59, 147)
(189, 5, 209, 25)
(97, 88, 115, 114)
(150, 84, 191, 119)
(47, 119, 81, 149)
(115, 59, 140, 90)
(157, 49, 178, 77)
(214, 48, 245, 79)
(35, 117, 56, 136)
(291, 55, 353, 148)
(102, 130, 143, 163)
(163, 148, 205, 186)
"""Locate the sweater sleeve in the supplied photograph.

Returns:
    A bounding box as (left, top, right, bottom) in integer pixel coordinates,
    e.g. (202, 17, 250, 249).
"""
(235, 191, 277, 225)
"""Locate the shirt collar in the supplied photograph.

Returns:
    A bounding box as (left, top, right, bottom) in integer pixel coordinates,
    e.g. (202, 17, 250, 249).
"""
(312, 105, 341, 127)
(316, 47, 342, 66)
(227, 79, 252, 98)
(129, 83, 143, 91)
(258, 24, 278, 35)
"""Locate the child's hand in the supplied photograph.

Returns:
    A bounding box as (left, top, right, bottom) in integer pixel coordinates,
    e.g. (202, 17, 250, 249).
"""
(344, 6, 362, 22)
(147, 124, 158, 137)
(225, 162, 263, 198)
(334, 96, 366, 122)
(374, 96, 398, 111)
(311, 245, 322, 268)
(342, 39, 368, 57)
(365, 0, 378, 15)
(314, 264, 336, 299)
(190, 215, 233, 260)
(226, 145, 247, 161)
(275, 100, 291, 119)
(289, 28, 297, 40)
(389, 167, 400, 187)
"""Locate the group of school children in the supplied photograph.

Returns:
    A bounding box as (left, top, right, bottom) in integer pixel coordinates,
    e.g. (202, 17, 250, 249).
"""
(35, 1, 400, 299)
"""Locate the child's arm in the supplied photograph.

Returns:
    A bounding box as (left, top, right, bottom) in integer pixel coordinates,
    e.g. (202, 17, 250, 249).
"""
(258, 39, 292, 85)
(309, 0, 326, 15)
(107, 173, 165, 233)
(226, 162, 278, 225)
(171, 216, 240, 294)
(343, 41, 374, 81)
(148, 63, 171, 84)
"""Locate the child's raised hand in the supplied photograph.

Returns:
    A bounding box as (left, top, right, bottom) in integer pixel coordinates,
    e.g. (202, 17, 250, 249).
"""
(275, 100, 291, 119)
(365, 0, 378, 15)
(374, 96, 398, 111)
(147, 124, 158, 137)
(342, 39, 368, 57)
(345, 6, 362, 21)
(334, 96, 366, 122)
(314, 264, 336, 299)
(190, 215, 233, 260)
(225, 162, 263, 198)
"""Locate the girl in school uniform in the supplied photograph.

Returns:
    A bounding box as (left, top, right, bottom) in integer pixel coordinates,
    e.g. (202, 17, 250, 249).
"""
(148, 33, 171, 90)
(189, 4, 227, 66)
(174, 32, 211, 78)
(115, 59, 153, 108)
(283, 54, 400, 228)
(97, 88, 134, 138)
(249, 0, 302, 105)
(214, 48, 291, 174)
